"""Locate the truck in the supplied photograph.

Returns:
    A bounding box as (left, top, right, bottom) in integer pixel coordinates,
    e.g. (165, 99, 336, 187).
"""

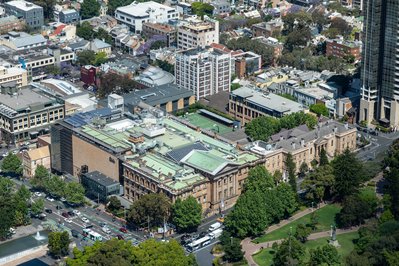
(208, 222, 222, 232)
(208, 228, 223, 239)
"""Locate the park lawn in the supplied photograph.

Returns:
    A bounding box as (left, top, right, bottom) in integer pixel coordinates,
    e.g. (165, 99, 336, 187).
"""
(254, 204, 341, 243)
(253, 231, 359, 266)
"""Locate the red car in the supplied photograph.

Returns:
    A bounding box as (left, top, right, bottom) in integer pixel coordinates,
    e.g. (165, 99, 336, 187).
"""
(61, 212, 70, 218)
(119, 227, 128, 233)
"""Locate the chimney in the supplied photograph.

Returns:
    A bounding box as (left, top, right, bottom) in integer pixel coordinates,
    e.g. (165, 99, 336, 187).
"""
(300, 138, 305, 147)
(292, 142, 296, 150)
(344, 123, 349, 129)
(280, 136, 284, 141)
(333, 126, 337, 133)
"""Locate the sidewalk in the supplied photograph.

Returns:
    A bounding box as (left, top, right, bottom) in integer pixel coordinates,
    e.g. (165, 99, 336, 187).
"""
(242, 203, 326, 266)
(2, 245, 48, 266)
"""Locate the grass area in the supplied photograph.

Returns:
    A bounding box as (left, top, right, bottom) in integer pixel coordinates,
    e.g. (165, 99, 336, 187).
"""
(254, 204, 341, 243)
(185, 113, 233, 134)
(253, 231, 359, 266)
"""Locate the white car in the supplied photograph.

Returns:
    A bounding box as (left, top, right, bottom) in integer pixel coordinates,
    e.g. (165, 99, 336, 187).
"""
(9, 227, 15, 234)
(64, 218, 72, 223)
(60, 197, 66, 202)
(81, 217, 89, 223)
(102, 227, 111, 234)
(46, 197, 55, 202)
(73, 210, 81, 216)
(34, 192, 42, 197)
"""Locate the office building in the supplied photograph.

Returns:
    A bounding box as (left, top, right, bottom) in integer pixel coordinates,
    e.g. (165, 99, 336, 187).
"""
(81, 171, 121, 203)
(359, 0, 399, 127)
(5, 0, 43, 28)
(177, 18, 219, 50)
(115, 1, 178, 33)
(175, 47, 231, 100)
(0, 66, 28, 88)
(59, 9, 80, 24)
(229, 86, 305, 124)
(0, 84, 65, 143)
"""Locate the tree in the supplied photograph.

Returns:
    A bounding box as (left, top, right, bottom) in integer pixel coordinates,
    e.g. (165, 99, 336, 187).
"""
(80, 0, 100, 19)
(33, 0, 55, 20)
(46, 65, 61, 75)
(309, 245, 340, 266)
(76, 22, 94, 40)
(64, 182, 85, 206)
(66, 238, 196, 265)
(299, 162, 309, 177)
(310, 103, 329, 117)
(94, 51, 108, 66)
(301, 165, 335, 203)
(31, 198, 45, 216)
(96, 28, 113, 44)
(98, 72, 138, 97)
(336, 194, 375, 228)
(127, 193, 171, 228)
(329, 17, 352, 38)
(226, 37, 274, 66)
(0, 177, 15, 240)
(150, 40, 167, 50)
(76, 50, 96, 66)
(294, 223, 311, 243)
(273, 237, 306, 266)
(106, 196, 122, 216)
(273, 170, 283, 185)
(276, 183, 298, 218)
(309, 212, 319, 231)
(220, 231, 244, 262)
(244, 165, 275, 193)
(45, 175, 66, 198)
(286, 153, 297, 193)
(171, 196, 202, 233)
(13, 185, 31, 226)
(191, 2, 214, 18)
(30, 165, 49, 190)
(1, 153, 22, 175)
(332, 149, 363, 200)
(319, 148, 329, 166)
(156, 59, 174, 75)
(48, 231, 70, 258)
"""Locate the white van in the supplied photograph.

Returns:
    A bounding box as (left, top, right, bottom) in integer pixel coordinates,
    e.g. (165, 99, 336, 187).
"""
(208, 222, 222, 232)
(208, 228, 223, 239)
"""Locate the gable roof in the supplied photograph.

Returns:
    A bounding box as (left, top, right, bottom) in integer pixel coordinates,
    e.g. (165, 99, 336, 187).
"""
(26, 146, 50, 161)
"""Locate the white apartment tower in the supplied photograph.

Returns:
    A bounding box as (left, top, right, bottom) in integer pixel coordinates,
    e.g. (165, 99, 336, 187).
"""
(177, 17, 219, 50)
(175, 48, 231, 100)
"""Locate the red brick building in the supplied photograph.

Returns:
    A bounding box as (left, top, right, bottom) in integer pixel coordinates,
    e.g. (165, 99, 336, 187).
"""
(80, 65, 97, 85)
(326, 39, 361, 61)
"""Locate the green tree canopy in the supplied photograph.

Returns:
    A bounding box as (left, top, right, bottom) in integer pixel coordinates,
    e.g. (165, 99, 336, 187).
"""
(171, 196, 202, 233)
(220, 231, 244, 262)
(294, 223, 311, 243)
(34, 0, 55, 20)
(243, 165, 275, 193)
(77, 50, 96, 66)
(106, 196, 122, 215)
(127, 193, 171, 228)
(94, 51, 108, 66)
(1, 153, 22, 175)
(0, 177, 15, 240)
(13, 185, 31, 226)
(30, 165, 49, 190)
(45, 175, 66, 198)
(80, 0, 100, 19)
(31, 198, 44, 216)
(64, 182, 85, 205)
(332, 149, 363, 200)
(301, 165, 335, 203)
(66, 238, 196, 266)
(286, 153, 297, 193)
(310, 103, 329, 117)
(48, 231, 70, 258)
(191, 2, 214, 18)
(319, 147, 329, 166)
(226, 37, 274, 66)
(309, 244, 340, 266)
(273, 237, 306, 265)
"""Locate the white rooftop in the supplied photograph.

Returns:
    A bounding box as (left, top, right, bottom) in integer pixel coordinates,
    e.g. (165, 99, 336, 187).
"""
(107, 119, 137, 132)
(116, 1, 175, 17)
(6, 0, 42, 11)
(41, 79, 81, 96)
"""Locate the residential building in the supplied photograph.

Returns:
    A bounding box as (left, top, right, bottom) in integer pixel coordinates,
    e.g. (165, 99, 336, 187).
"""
(22, 145, 50, 177)
(142, 22, 176, 46)
(90, 39, 112, 57)
(110, 25, 144, 55)
(359, 0, 399, 127)
(253, 36, 283, 64)
(5, 0, 43, 28)
(44, 23, 76, 42)
(177, 17, 219, 50)
(81, 171, 121, 203)
(233, 51, 262, 78)
(0, 67, 28, 88)
(0, 32, 47, 51)
(80, 65, 97, 86)
(0, 16, 25, 34)
(229, 86, 306, 124)
(115, 1, 178, 33)
(59, 9, 80, 24)
(112, 83, 195, 113)
(211, 0, 231, 15)
(176, 2, 191, 16)
(0, 46, 75, 81)
(251, 19, 284, 38)
(175, 47, 231, 100)
(326, 38, 361, 61)
(0, 83, 65, 143)
(80, 15, 117, 32)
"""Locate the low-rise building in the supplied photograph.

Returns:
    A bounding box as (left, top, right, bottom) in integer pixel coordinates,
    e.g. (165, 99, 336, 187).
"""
(177, 17, 219, 50)
(134, 66, 174, 88)
(44, 23, 76, 42)
(0, 66, 28, 88)
(115, 1, 178, 33)
(254, 36, 283, 64)
(59, 9, 80, 24)
(22, 145, 50, 177)
(233, 51, 262, 78)
(5, 0, 43, 29)
(229, 86, 306, 124)
(22, 146, 51, 178)
(0, 16, 25, 34)
(211, 0, 231, 15)
(326, 38, 361, 61)
(0, 31, 47, 51)
(81, 171, 121, 203)
(142, 22, 176, 46)
(251, 19, 284, 38)
(90, 39, 112, 57)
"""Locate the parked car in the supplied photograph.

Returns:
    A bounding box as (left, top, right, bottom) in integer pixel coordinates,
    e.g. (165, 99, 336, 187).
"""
(9, 227, 16, 234)
(45, 209, 52, 214)
(34, 192, 42, 197)
(102, 227, 111, 234)
(60, 197, 66, 202)
(99, 222, 107, 228)
(62, 212, 70, 218)
(119, 227, 128, 233)
(38, 213, 46, 220)
(46, 196, 55, 202)
(199, 231, 207, 238)
(81, 217, 89, 223)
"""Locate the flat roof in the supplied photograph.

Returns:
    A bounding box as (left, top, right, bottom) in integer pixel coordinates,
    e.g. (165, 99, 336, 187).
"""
(83, 171, 120, 187)
(231, 87, 304, 114)
(116, 1, 175, 17)
(295, 87, 333, 100)
(5, 0, 42, 11)
(0, 86, 56, 112)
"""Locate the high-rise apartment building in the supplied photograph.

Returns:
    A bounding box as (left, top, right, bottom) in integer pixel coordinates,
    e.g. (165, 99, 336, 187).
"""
(175, 47, 231, 100)
(360, 0, 399, 127)
(177, 17, 219, 50)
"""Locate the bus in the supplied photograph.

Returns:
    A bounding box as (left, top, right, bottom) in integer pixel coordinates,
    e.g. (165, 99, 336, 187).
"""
(83, 229, 103, 242)
(186, 236, 211, 252)
(208, 228, 223, 240)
